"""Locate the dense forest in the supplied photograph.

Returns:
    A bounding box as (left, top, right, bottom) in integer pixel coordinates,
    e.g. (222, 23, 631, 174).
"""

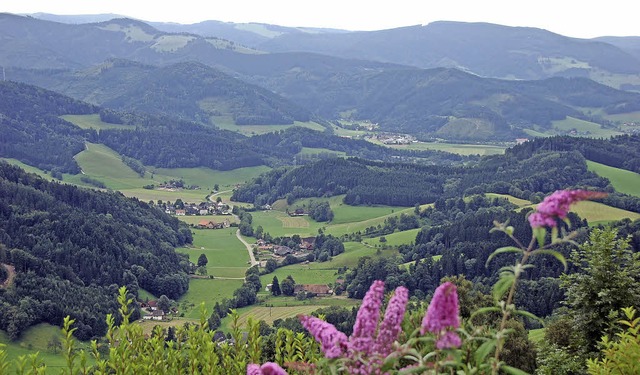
(0, 81, 96, 173)
(232, 148, 618, 207)
(508, 134, 640, 173)
(0, 162, 192, 339)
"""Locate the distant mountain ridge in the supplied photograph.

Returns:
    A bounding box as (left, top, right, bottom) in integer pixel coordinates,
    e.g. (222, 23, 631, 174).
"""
(4, 13, 640, 88)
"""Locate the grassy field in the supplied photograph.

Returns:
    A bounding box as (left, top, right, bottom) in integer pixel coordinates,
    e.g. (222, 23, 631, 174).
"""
(176, 215, 237, 226)
(69, 142, 269, 203)
(297, 147, 347, 157)
(551, 116, 623, 138)
(485, 193, 532, 207)
(178, 278, 245, 319)
(176, 228, 249, 278)
(211, 115, 326, 136)
(571, 201, 640, 225)
(281, 195, 407, 225)
(374, 141, 506, 156)
(61, 114, 136, 131)
(0, 323, 95, 373)
(363, 228, 421, 247)
(233, 306, 326, 326)
(587, 160, 640, 197)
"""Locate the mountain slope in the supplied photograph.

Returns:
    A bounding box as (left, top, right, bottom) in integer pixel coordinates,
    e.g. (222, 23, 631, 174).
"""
(259, 21, 640, 84)
(10, 59, 312, 125)
(258, 67, 640, 140)
(0, 162, 191, 339)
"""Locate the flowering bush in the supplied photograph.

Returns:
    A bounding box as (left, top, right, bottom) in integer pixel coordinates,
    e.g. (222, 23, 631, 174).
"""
(247, 189, 606, 374)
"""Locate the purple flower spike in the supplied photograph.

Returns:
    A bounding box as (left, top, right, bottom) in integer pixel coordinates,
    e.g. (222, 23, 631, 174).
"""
(247, 364, 262, 375)
(350, 280, 385, 352)
(421, 282, 460, 335)
(528, 189, 607, 228)
(374, 286, 409, 357)
(436, 330, 462, 349)
(299, 315, 348, 358)
(247, 362, 288, 375)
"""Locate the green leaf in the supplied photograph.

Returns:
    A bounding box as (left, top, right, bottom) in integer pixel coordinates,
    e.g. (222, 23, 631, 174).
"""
(532, 249, 567, 271)
(533, 227, 546, 249)
(398, 365, 429, 374)
(501, 364, 531, 375)
(486, 247, 523, 267)
(492, 273, 515, 301)
(474, 339, 496, 364)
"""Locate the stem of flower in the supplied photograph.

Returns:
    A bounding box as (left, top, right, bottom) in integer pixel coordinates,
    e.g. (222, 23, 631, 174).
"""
(491, 235, 535, 374)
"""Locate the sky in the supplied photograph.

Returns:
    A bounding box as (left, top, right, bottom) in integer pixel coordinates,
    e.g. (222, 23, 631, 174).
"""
(2, 0, 638, 39)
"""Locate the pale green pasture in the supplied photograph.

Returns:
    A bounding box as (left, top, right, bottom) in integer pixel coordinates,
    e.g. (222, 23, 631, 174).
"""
(603, 111, 640, 123)
(571, 201, 640, 224)
(587, 160, 640, 197)
(178, 279, 244, 319)
(177, 228, 249, 273)
(374, 141, 506, 156)
(152, 165, 271, 190)
(363, 228, 421, 247)
(251, 210, 323, 237)
(298, 147, 346, 157)
(327, 242, 399, 268)
(324, 205, 430, 237)
(285, 195, 407, 224)
(0, 323, 94, 373)
(61, 114, 136, 130)
(485, 193, 532, 207)
(212, 116, 325, 135)
(551, 116, 623, 138)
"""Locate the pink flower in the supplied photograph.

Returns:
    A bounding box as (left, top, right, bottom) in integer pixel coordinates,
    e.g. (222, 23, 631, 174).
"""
(421, 282, 461, 349)
(299, 315, 348, 358)
(247, 362, 287, 375)
(300, 280, 410, 374)
(528, 189, 607, 228)
(350, 280, 385, 353)
(374, 286, 408, 357)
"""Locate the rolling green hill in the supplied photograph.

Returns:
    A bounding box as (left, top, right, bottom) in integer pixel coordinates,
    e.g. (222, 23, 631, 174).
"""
(587, 160, 640, 196)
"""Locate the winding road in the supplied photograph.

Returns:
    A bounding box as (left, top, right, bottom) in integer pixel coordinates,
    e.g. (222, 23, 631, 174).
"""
(236, 229, 259, 267)
(207, 190, 259, 268)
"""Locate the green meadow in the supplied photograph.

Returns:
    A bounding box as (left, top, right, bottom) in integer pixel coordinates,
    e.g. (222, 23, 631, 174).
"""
(61, 114, 136, 131)
(68, 142, 269, 203)
(211, 115, 325, 136)
(363, 228, 421, 247)
(374, 141, 506, 156)
(176, 228, 249, 278)
(178, 278, 245, 319)
(587, 160, 640, 197)
(571, 201, 640, 225)
(485, 193, 532, 207)
(551, 116, 623, 138)
(0, 323, 94, 373)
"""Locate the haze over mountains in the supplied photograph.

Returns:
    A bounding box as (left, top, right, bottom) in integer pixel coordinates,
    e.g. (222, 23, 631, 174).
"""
(3, 12, 640, 142)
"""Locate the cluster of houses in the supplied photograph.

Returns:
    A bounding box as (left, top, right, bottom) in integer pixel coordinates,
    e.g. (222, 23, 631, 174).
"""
(265, 283, 333, 296)
(374, 133, 416, 145)
(197, 218, 231, 229)
(256, 237, 315, 258)
(157, 179, 200, 191)
(166, 201, 231, 217)
(140, 300, 166, 321)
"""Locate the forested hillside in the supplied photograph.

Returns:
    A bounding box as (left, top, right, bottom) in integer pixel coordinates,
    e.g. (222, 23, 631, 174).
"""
(11, 59, 312, 125)
(232, 149, 612, 206)
(0, 162, 192, 339)
(508, 134, 640, 173)
(0, 81, 96, 173)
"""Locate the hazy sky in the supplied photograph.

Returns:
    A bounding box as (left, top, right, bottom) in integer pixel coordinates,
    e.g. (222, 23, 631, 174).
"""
(3, 0, 638, 38)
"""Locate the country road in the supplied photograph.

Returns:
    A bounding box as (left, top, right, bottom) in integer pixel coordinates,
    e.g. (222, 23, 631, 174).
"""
(236, 229, 259, 267)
